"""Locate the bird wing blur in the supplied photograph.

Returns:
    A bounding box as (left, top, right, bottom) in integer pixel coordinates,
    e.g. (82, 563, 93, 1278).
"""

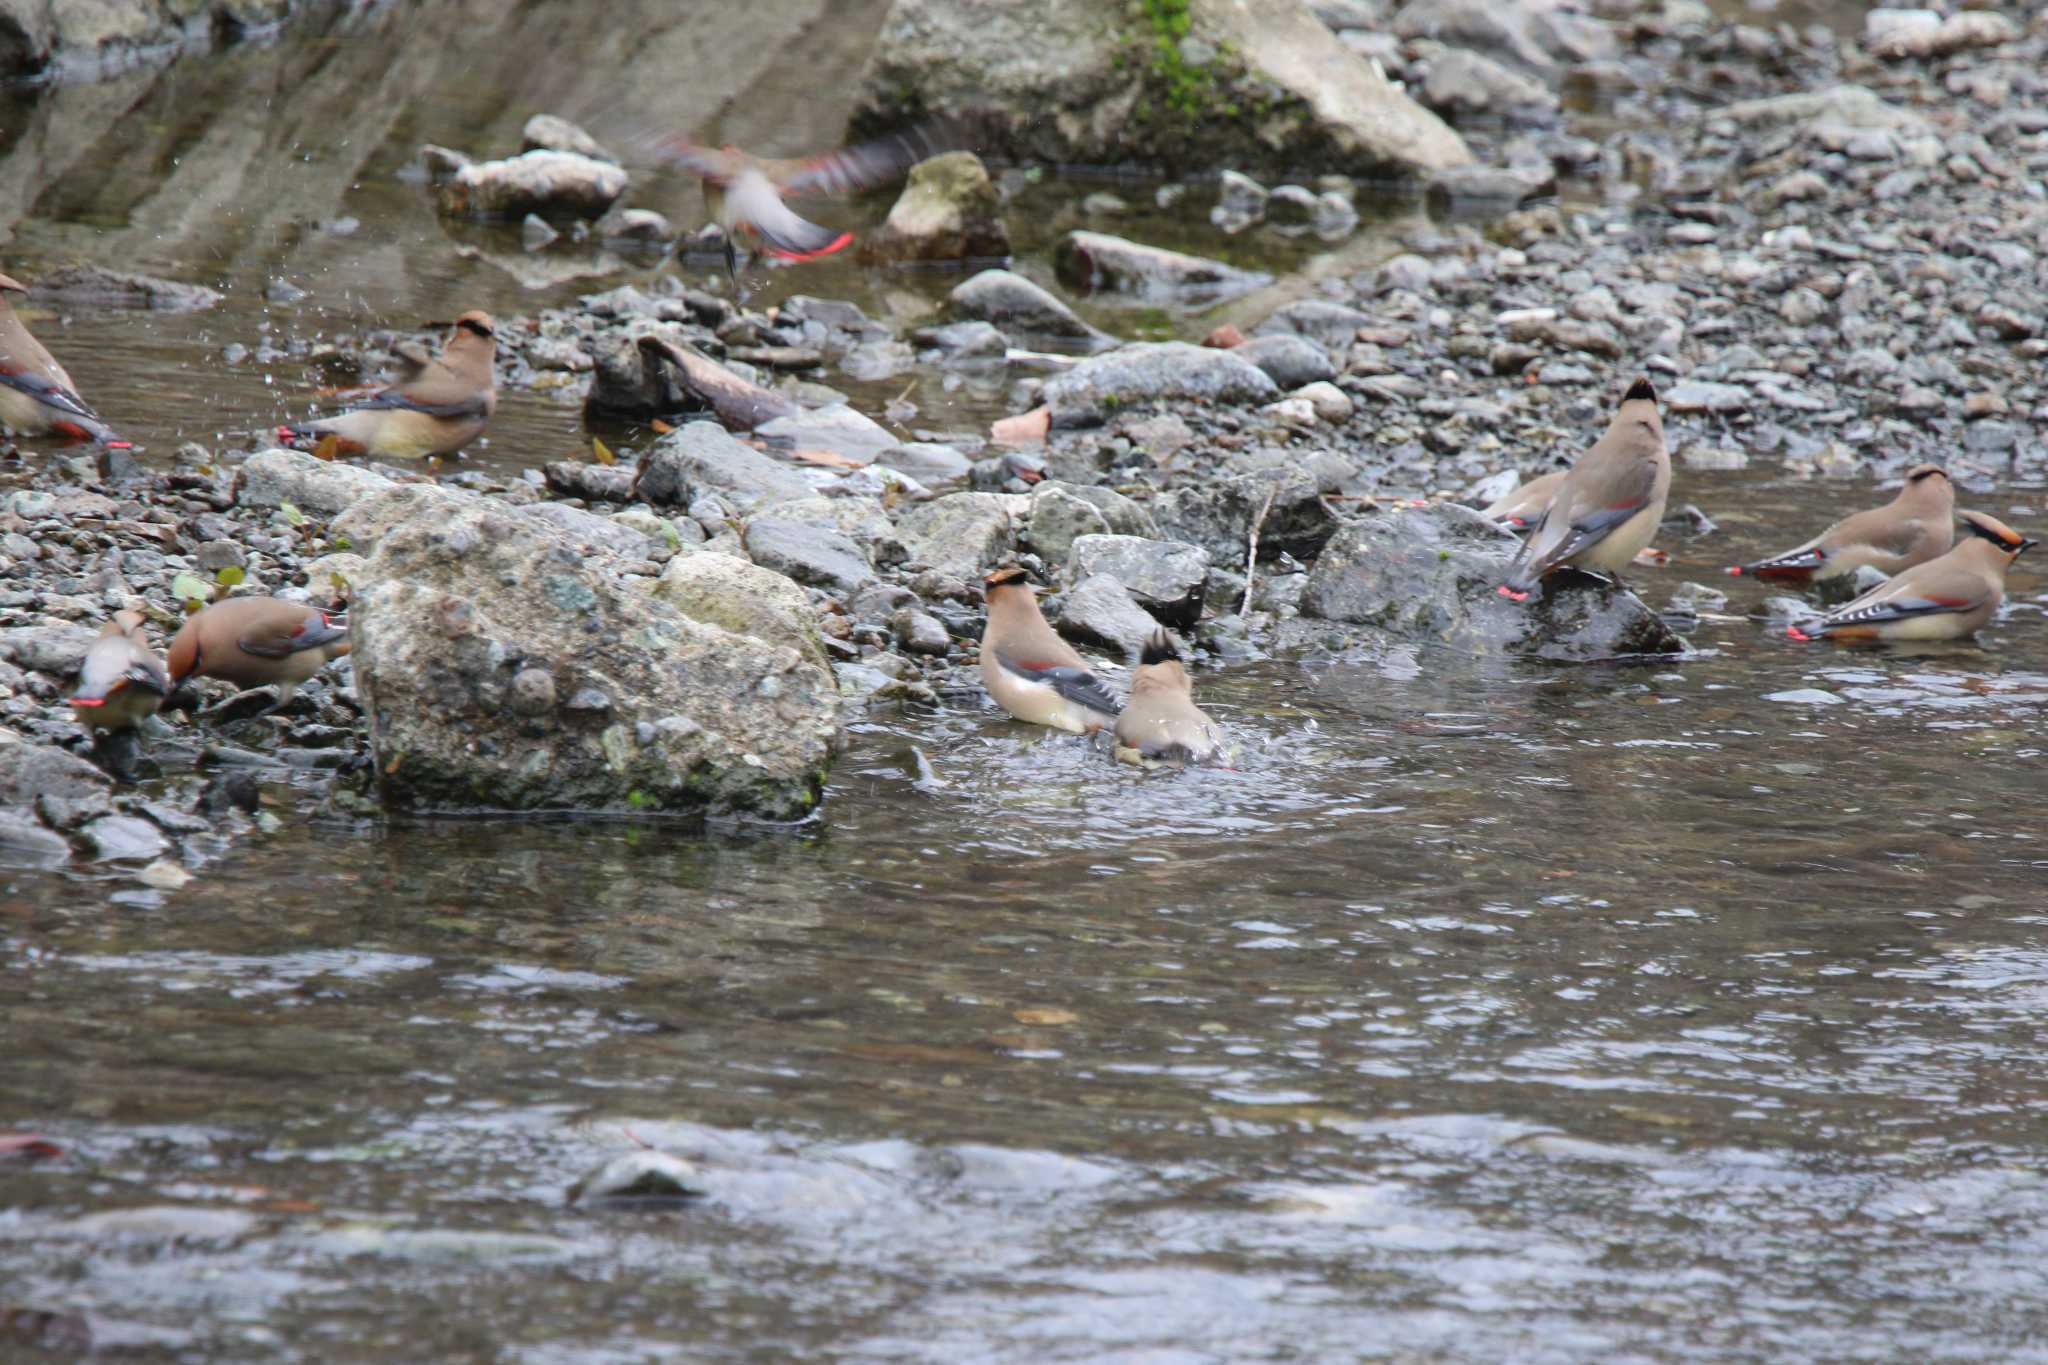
(724, 167, 854, 260)
(992, 652, 1124, 719)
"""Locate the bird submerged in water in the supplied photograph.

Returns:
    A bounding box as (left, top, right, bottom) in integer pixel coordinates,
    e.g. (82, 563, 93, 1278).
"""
(0, 272, 133, 448)
(979, 565, 1121, 735)
(277, 310, 497, 460)
(649, 126, 946, 289)
(1499, 376, 1669, 600)
(1787, 510, 2035, 643)
(1114, 631, 1224, 768)
(1729, 463, 1953, 583)
(167, 597, 352, 710)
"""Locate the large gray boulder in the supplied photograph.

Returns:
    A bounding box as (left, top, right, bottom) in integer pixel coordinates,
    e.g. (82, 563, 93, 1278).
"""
(633, 421, 815, 514)
(649, 553, 829, 670)
(1150, 465, 1340, 565)
(1042, 342, 1278, 427)
(1052, 231, 1270, 306)
(1391, 0, 1615, 80)
(237, 448, 397, 519)
(1298, 503, 1683, 660)
(949, 269, 1113, 350)
(858, 0, 1469, 178)
(435, 149, 628, 220)
(895, 492, 1019, 579)
(349, 500, 840, 820)
(861, 151, 1011, 263)
(1067, 534, 1209, 628)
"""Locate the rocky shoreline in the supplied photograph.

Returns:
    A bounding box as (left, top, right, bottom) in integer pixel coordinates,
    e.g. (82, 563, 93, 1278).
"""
(3, 0, 2043, 883)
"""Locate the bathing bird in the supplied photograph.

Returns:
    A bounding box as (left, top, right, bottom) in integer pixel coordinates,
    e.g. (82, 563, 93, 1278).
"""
(648, 126, 944, 288)
(1499, 376, 1669, 600)
(168, 597, 351, 709)
(1113, 631, 1223, 767)
(979, 565, 1121, 734)
(70, 610, 169, 734)
(1729, 463, 1953, 583)
(1482, 469, 1567, 532)
(277, 310, 497, 459)
(0, 273, 133, 448)
(1787, 510, 2035, 643)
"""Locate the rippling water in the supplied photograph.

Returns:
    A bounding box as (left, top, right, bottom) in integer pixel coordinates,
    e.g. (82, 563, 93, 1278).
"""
(9, 2, 2048, 1360)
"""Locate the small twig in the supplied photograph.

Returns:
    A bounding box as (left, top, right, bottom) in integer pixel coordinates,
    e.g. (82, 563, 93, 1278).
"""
(1239, 483, 1277, 616)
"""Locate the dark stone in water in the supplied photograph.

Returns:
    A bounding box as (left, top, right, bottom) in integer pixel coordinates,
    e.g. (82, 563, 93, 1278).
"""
(1300, 503, 1684, 661)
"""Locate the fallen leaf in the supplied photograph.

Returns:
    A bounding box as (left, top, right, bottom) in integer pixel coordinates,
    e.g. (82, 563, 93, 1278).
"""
(168, 572, 212, 605)
(311, 433, 342, 462)
(650, 419, 675, 434)
(590, 437, 616, 466)
(0, 1134, 61, 1160)
(991, 405, 1050, 446)
(1201, 324, 1246, 349)
(214, 565, 245, 588)
(1012, 1007, 1079, 1026)
(278, 500, 307, 527)
(136, 860, 194, 892)
(791, 446, 863, 468)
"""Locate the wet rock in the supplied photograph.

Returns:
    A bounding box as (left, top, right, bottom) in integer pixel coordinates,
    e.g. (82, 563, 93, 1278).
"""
(1054, 574, 1159, 659)
(1067, 534, 1209, 628)
(27, 265, 222, 313)
(76, 814, 168, 862)
(1252, 300, 1371, 353)
(742, 519, 875, 594)
(1041, 342, 1278, 427)
(0, 623, 98, 678)
(1420, 48, 1560, 125)
(521, 502, 661, 559)
(949, 269, 1113, 350)
(543, 460, 638, 502)
(1053, 231, 1270, 305)
(754, 404, 900, 464)
(1663, 382, 1749, 415)
(351, 501, 840, 820)
(521, 213, 560, 250)
(435, 150, 628, 220)
(36, 788, 112, 831)
(861, 151, 1011, 262)
(1150, 465, 1339, 564)
(1427, 161, 1555, 207)
(1234, 334, 1337, 389)
(895, 493, 1018, 579)
(858, 0, 1469, 178)
(1024, 480, 1156, 566)
(1868, 9, 2015, 60)
(912, 320, 1007, 358)
(881, 442, 973, 484)
(1215, 169, 1269, 227)
(600, 208, 675, 245)
(649, 553, 828, 669)
(521, 113, 617, 163)
(1714, 84, 1931, 136)
(0, 806, 71, 868)
(236, 448, 396, 519)
(568, 1149, 706, 1203)
(891, 608, 951, 656)
(1294, 380, 1354, 422)
(1391, 0, 1616, 80)
(633, 421, 813, 514)
(1300, 503, 1683, 660)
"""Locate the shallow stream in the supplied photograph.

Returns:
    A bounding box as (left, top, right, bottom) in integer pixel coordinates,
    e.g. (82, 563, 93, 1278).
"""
(7, 3, 2048, 1361)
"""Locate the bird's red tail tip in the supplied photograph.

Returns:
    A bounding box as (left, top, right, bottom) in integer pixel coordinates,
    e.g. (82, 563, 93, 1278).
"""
(70, 697, 104, 708)
(104, 440, 133, 450)
(767, 231, 856, 263)
(1725, 566, 1743, 576)
(1786, 625, 1814, 642)
(1497, 585, 1528, 602)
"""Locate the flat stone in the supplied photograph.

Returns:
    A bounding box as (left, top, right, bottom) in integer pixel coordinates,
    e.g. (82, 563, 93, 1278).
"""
(236, 448, 397, 519)
(741, 519, 876, 594)
(633, 421, 814, 514)
(1042, 342, 1278, 427)
(1067, 534, 1210, 628)
(895, 493, 1019, 580)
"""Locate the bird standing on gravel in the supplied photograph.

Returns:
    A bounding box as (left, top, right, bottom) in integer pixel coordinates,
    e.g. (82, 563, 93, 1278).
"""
(649, 127, 943, 288)
(277, 310, 497, 460)
(1729, 464, 1953, 584)
(0, 273, 133, 448)
(168, 597, 352, 710)
(979, 565, 1121, 735)
(1787, 510, 2035, 643)
(1499, 377, 1670, 600)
